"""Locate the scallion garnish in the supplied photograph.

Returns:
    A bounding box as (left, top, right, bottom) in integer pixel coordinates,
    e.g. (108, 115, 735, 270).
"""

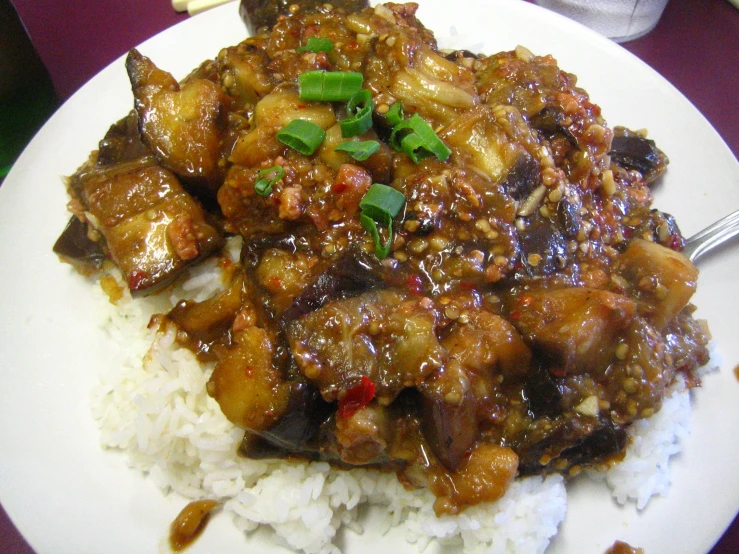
(254, 165, 285, 197)
(359, 183, 406, 258)
(296, 37, 334, 53)
(299, 70, 364, 102)
(340, 89, 374, 137)
(389, 113, 451, 163)
(334, 140, 380, 161)
(276, 119, 326, 156)
(386, 101, 404, 127)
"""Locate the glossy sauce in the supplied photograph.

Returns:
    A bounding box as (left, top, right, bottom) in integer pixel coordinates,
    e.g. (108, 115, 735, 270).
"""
(169, 499, 219, 552)
(605, 540, 645, 554)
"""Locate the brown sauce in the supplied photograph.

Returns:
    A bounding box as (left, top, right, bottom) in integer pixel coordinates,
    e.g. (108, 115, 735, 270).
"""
(169, 499, 219, 552)
(605, 540, 645, 554)
(734, 363, 739, 382)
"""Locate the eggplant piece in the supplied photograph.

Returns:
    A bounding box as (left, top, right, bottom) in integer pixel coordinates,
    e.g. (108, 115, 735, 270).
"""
(557, 194, 582, 238)
(510, 288, 637, 376)
(53, 215, 107, 271)
(516, 416, 626, 475)
(522, 362, 562, 419)
(499, 153, 540, 202)
(126, 49, 228, 192)
(609, 128, 668, 183)
(68, 158, 223, 295)
(517, 216, 568, 276)
(420, 386, 479, 472)
(441, 308, 533, 380)
(240, 380, 334, 458)
(609, 135, 660, 175)
(217, 42, 274, 107)
(663, 307, 710, 377)
(96, 111, 150, 166)
(440, 105, 522, 182)
(287, 289, 445, 403)
(557, 421, 628, 469)
(279, 249, 388, 324)
(166, 273, 245, 359)
(530, 106, 578, 147)
(229, 85, 335, 169)
(239, 0, 369, 34)
(431, 443, 519, 515)
(333, 402, 393, 465)
(631, 208, 685, 250)
(443, 49, 480, 62)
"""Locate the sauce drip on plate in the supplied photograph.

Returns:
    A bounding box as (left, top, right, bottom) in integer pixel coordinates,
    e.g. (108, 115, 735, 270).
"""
(169, 499, 219, 552)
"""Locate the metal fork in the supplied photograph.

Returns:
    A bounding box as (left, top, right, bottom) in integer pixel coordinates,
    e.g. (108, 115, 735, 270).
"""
(682, 209, 739, 263)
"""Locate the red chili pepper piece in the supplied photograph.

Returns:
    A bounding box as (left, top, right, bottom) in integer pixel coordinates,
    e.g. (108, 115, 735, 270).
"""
(549, 365, 567, 378)
(406, 274, 423, 295)
(338, 376, 376, 419)
(128, 269, 147, 291)
(332, 181, 348, 194)
(668, 233, 684, 251)
(459, 280, 476, 291)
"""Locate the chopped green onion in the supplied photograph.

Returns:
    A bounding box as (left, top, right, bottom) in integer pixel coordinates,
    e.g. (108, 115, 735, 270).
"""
(359, 183, 406, 258)
(334, 140, 380, 161)
(389, 113, 451, 163)
(360, 183, 406, 220)
(296, 37, 334, 53)
(385, 101, 404, 127)
(276, 119, 326, 156)
(388, 117, 415, 151)
(399, 132, 430, 164)
(254, 165, 285, 197)
(299, 70, 363, 102)
(341, 89, 374, 137)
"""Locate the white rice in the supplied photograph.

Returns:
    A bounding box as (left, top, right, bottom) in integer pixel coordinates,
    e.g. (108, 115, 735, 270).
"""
(89, 238, 703, 553)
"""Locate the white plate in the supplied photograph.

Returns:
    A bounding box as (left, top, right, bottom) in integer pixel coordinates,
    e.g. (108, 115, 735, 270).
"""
(0, 1, 737, 553)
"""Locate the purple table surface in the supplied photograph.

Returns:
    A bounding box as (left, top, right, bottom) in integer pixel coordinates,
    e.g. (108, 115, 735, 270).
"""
(3, 0, 738, 552)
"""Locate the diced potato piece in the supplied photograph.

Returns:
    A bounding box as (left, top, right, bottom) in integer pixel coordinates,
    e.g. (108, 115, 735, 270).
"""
(333, 403, 391, 465)
(318, 123, 392, 183)
(230, 86, 336, 166)
(440, 106, 522, 182)
(167, 273, 245, 356)
(442, 309, 532, 379)
(317, 124, 352, 169)
(511, 288, 637, 375)
(256, 248, 319, 313)
(431, 443, 519, 515)
(617, 239, 698, 330)
(207, 327, 290, 431)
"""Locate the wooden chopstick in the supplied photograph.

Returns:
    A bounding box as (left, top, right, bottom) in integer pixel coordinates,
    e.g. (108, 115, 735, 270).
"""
(172, 0, 235, 16)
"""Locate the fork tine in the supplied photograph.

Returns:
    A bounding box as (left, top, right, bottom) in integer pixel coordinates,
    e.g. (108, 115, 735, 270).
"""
(683, 209, 739, 262)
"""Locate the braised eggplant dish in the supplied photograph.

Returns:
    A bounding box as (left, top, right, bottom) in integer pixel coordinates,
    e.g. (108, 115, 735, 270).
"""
(55, 1, 710, 520)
